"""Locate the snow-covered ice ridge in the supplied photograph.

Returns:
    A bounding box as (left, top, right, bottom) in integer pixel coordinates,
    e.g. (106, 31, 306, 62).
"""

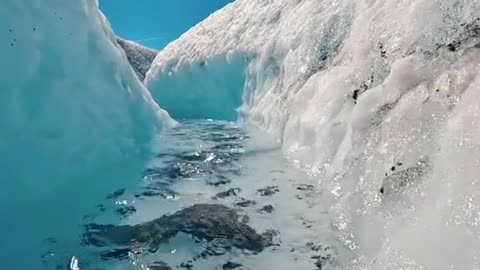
(147, 0, 480, 269)
(117, 37, 158, 82)
(0, 1, 172, 268)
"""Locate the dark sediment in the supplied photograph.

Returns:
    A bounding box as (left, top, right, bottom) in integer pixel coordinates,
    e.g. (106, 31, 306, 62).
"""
(257, 186, 279, 196)
(258, 205, 275, 213)
(148, 261, 172, 270)
(222, 261, 243, 269)
(213, 188, 241, 199)
(83, 204, 273, 260)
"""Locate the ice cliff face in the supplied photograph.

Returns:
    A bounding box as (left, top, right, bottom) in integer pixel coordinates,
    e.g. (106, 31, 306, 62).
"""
(117, 37, 158, 82)
(146, 0, 480, 268)
(0, 0, 172, 268)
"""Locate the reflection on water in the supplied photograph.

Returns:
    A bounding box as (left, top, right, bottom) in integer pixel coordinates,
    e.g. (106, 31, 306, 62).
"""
(42, 120, 348, 270)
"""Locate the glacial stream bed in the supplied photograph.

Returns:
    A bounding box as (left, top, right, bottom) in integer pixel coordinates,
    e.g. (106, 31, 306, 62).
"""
(42, 120, 350, 270)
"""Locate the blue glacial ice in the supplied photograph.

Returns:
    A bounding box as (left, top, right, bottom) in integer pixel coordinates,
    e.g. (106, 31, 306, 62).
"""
(3, 0, 480, 269)
(146, 53, 247, 121)
(0, 0, 173, 268)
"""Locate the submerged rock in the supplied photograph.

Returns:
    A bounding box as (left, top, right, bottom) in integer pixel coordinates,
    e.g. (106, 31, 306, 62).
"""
(148, 261, 172, 270)
(213, 188, 241, 199)
(296, 184, 315, 191)
(206, 176, 232, 186)
(179, 260, 194, 269)
(258, 205, 275, 214)
(257, 186, 279, 196)
(115, 205, 136, 217)
(222, 261, 243, 269)
(235, 199, 256, 208)
(106, 189, 125, 200)
(83, 204, 273, 259)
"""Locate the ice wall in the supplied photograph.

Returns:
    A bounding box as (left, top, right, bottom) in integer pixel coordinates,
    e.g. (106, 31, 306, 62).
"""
(147, 52, 247, 120)
(0, 0, 172, 268)
(146, 0, 480, 268)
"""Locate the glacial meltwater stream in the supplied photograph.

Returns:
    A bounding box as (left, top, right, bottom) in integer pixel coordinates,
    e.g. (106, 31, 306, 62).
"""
(40, 120, 349, 270)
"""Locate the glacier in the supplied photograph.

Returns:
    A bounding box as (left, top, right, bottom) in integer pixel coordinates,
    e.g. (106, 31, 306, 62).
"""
(0, 0, 173, 268)
(3, 0, 480, 269)
(146, 0, 480, 269)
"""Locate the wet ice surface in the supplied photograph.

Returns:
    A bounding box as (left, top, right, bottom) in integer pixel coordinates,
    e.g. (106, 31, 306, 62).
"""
(45, 120, 350, 270)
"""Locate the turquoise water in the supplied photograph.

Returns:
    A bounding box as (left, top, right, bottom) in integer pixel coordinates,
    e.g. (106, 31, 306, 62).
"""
(35, 120, 348, 270)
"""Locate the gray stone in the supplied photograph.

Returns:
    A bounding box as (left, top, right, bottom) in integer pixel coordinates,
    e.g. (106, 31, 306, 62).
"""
(84, 204, 273, 255)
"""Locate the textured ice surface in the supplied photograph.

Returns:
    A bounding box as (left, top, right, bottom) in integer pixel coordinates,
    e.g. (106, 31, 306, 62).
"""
(117, 37, 158, 82)
(147, 52, 246, 121)
(147, 0, 480, 268)
(0, 0, 173, 268)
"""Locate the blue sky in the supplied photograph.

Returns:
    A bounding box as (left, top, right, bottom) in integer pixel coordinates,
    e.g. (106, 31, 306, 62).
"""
(99, 0, 234, 49)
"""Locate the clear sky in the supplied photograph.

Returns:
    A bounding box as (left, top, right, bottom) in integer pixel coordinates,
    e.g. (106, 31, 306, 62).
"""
(99, 0, 234, 49)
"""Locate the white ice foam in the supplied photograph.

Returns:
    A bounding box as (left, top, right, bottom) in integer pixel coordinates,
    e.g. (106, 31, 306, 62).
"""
(146, 0, 480, 268)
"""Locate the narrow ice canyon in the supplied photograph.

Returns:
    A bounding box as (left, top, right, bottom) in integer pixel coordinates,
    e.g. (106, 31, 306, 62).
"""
(2, 0, 480, 269)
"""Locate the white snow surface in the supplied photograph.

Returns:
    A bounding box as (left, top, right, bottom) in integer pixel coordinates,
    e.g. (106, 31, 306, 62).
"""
(146, 0, 480, 268)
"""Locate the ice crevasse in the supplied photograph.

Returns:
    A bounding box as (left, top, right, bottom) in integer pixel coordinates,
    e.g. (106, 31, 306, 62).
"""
(146, 0, 480, 268)
(0, 0, 173, 267)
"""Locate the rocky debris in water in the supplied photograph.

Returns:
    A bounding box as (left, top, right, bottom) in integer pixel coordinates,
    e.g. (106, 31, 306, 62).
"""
(296, 184, 315, 191)
(300, 217, 314, 229)
(258, 205, 275, 214)
(206, 176, 232, 186)
(313, 256, 329, 269)
(148, 261, 172, 270)
(312, 254, 333, 270)
(115, 205, 136, 217)
(307, 243, 335, 270)
(262, 229, 280, 245)
(256, 186, 279, 196)
(82, 212, 100, 222)
(144, 162, 203, 181)
(222, 261, 243, 270)
(83, 204, 273, 259)
(135, 190, 162, 198)
(179, 260, 194, 269)
(306, 242, 323, 252)
(134, 188, 178, 200)
(211, 143, 243, 151)
(100, 248, 132, 260)
(96, 204, 105, 212)
(201, 238, 229, 256)
(213, 188, 241, 199)
(106, 189, 125, 200)
(380, 157, 430, 195)
(235, 199, 256, 208)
